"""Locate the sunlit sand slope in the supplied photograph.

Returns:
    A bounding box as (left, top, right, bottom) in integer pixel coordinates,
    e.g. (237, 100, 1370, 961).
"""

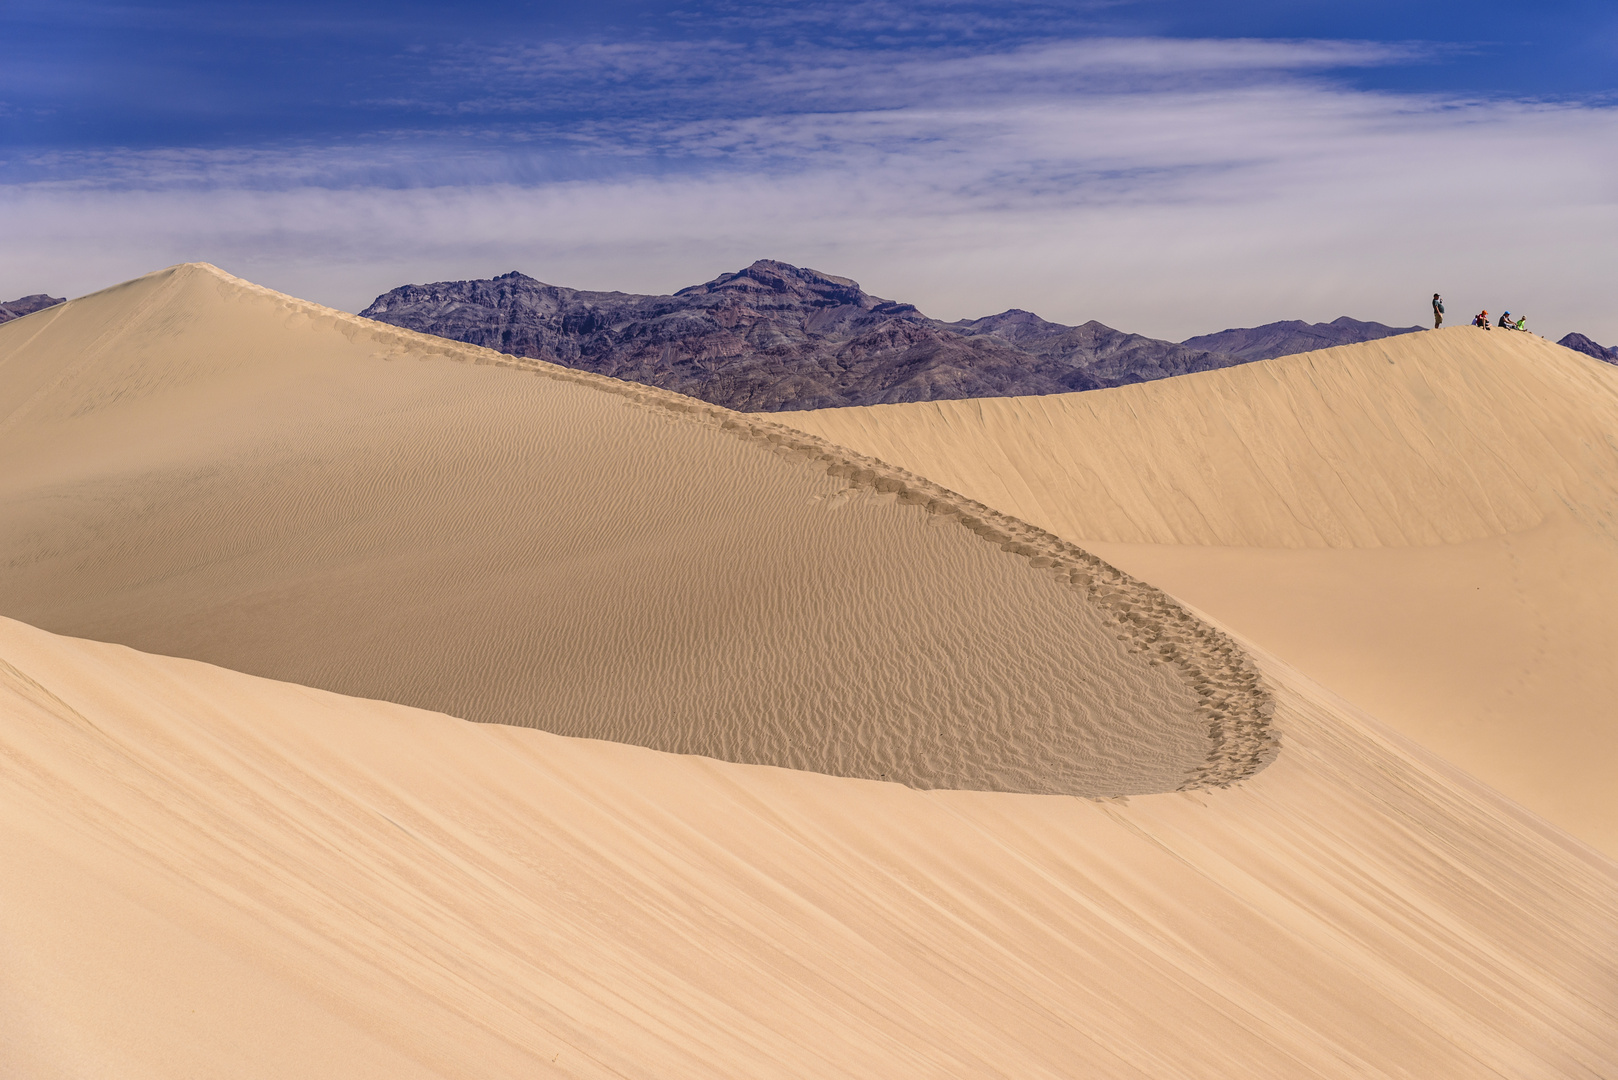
(780, 328, 1618, 549)
(3, 617, 1613, 1079)
(0, 263, 1271, 796)
(777, 331, 1618, 852)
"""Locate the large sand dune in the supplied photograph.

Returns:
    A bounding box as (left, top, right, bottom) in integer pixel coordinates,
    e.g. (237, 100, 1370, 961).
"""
(3, 615, 1614, 1078)
(0, 263, 1269, 796)
(3, 268, 1614, 1076)
(778, 329, 1618, 852)
(782, 328, 1618, 549)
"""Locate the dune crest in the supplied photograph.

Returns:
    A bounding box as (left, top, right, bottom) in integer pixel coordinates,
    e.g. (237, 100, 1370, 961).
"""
(0, 263, 1271, 796)
(3, 268, 1615, 1078)
(777, 331, 1618, 852)
(780, 328, 1618, 549)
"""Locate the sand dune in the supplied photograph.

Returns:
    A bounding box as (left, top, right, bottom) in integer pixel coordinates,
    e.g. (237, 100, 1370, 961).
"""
(4, 615, 1614, 1078)
(778, 329, 1618, 852)
(783, 328, 1618, 549)
(0, 263, 1270, 796)
(4, 268, 1614, 1076)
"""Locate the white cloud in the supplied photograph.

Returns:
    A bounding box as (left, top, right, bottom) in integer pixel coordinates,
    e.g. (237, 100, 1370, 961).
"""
(3, 40, 1615, 342)
(416, 35, 1428, 118)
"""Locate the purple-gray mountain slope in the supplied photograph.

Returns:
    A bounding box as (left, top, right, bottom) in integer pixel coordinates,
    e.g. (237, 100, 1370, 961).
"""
(0, 294, 64, 324)
(360, 260, 1489, 411)
(360, 261, 1250, 412)
(1181, 316, 1423, 361)
(1558, 333, 1618, 365)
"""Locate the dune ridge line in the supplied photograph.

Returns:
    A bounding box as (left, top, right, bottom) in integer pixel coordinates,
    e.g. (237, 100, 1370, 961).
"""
(772, 327, 1618, 848)
(166, 262, 1276, 788)
(5, 266, 1617, 1079)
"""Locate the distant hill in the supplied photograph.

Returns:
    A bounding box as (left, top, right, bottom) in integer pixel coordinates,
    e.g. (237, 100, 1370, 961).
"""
(1558, 332, 1618, 365)
(1180, 316, 1422, 361)
(0, 293, 64, 324)
(360, 261, 1246, 412)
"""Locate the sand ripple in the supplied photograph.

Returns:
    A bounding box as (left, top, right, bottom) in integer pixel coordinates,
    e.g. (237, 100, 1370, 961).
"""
(0, 263, 1272, 796)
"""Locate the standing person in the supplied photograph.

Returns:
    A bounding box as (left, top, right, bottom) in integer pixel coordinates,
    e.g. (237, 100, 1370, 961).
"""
(1433, 293, 1445, 328)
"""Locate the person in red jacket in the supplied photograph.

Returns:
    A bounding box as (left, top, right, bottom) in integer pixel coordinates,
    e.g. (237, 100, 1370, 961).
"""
(1473, 310, 1492, 329)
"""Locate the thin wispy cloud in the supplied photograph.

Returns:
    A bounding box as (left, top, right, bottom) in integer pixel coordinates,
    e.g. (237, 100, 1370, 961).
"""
(7, 80, 1614, 340)
(2, 6, 1614, 341)
(416, 36, 1430, 119)
(4, 36, 1440, 186)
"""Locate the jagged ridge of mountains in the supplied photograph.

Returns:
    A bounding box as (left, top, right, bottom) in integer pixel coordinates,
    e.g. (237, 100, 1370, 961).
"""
(1183, 316, 1422, 361)
(0, 294, 64, 324)
(359, 260, 1429, 412)
(13, 266, 1613, 407)
(1558, 332, 1618, 365)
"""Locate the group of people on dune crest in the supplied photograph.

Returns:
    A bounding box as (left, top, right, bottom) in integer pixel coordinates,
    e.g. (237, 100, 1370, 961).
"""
(1431, 293, 1529, 333)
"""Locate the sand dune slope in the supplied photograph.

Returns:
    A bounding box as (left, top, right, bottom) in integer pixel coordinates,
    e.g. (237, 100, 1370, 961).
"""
(777, 331, 1618, 852)
(3, 615, 1614, 1079)
(781, 328, 1618, 549)
(0, 263, 1277, 797)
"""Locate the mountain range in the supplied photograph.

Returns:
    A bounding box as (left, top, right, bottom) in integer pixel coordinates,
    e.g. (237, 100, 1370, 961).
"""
(359, 260, 1429, 411)
(1558, 332, 1618, 365)
(1182, 316, 1422, 360)
(19, 269, 1610, 405)
(0, 293, 64, 324)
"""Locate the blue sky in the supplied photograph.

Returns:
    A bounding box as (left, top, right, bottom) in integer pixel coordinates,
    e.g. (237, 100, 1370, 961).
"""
(3, 1, 1615, 339)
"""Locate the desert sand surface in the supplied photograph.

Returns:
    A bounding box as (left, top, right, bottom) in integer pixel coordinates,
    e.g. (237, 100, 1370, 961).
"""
(4, 614, 1615, 1078)
(0, 263, 1271, 797)
(777, 329, 1618, 854)
(2, 268, 1615, 1077)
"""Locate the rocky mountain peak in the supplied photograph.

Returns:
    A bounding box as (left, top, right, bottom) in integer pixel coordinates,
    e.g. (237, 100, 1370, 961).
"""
(359, 259, 1253, 411)
(949, 309, 1070, 343)
(0, 293, 66, 324)
(1557, 333, 1618, 365)
(679, 259, 892, 313)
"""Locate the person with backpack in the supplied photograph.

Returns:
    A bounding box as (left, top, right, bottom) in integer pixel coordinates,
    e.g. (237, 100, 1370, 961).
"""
(1433, 293, 1445, 328)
